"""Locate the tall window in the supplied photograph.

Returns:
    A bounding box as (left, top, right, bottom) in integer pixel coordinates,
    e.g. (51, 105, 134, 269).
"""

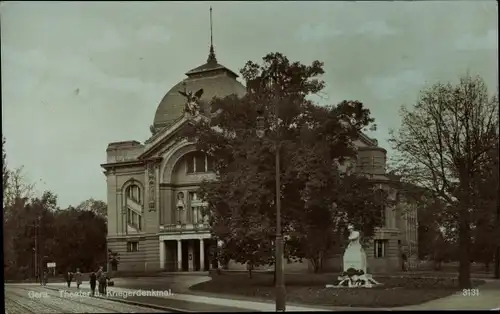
(186, 152, 215, 174)
(127, 241, 139, 252)
(375, 189, 386, 227)
(125, 184, 142, 231)
(126, 184, 142, 203)
(374, 239, 388, 258)
(126, 208, 141, 230)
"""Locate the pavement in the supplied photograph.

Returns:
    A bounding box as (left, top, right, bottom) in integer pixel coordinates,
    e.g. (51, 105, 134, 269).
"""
(392, 280, 500, 311)
(45, 274, 500, 312)
(47, 281, 329, 312)
(4, 284, 167, 313)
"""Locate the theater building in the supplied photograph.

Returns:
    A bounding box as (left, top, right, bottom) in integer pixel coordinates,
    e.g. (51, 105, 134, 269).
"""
(101, 41, 417, 274)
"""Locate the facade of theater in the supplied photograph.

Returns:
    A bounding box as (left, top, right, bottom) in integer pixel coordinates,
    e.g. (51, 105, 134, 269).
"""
(101, 46, 418, 274)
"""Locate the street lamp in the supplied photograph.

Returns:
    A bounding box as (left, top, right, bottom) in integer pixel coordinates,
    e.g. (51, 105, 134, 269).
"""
(29, 216, 42, 282)
(256, 74, 286, 312)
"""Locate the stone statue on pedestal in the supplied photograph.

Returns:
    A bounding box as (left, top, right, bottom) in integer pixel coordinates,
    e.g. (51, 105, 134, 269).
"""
(343, 225, 367, 274)
(326, 224, 381, 289)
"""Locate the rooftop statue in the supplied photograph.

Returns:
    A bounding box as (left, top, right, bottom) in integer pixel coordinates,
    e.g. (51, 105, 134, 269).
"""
(179, 88, 204, 116)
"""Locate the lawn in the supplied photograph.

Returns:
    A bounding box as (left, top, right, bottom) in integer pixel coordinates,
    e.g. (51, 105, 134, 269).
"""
(190, 272, 485, 308)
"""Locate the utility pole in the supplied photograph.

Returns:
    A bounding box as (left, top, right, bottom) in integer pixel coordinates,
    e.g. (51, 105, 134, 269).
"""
(34, 221, 38, 282)
(494, 138, 500, 280)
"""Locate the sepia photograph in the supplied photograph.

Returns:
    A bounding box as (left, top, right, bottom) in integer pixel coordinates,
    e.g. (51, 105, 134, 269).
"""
(2, 1, 499, 312)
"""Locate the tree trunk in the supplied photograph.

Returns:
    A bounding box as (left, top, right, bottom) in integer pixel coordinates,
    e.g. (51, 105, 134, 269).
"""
(247, 262, 253, 279)
(458, 205, 472, 288)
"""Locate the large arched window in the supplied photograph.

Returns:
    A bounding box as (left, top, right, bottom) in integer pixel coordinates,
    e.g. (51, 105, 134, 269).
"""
(185, 152, 215, 174)
(126, 184, 142, 203)
(125, 184, 142, 231)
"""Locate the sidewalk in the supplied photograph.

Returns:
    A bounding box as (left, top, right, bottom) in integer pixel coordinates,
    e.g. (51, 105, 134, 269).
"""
(47, 279, 500, 312)
(47, 282, 330, 312)
(393, 280, 500, 310)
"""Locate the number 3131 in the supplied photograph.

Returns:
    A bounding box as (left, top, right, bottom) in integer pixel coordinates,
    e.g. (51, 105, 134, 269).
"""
(462, 288, 479, 296)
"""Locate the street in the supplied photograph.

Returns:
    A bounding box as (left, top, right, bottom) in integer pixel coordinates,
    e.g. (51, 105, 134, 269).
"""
(5, 284, 167, 313)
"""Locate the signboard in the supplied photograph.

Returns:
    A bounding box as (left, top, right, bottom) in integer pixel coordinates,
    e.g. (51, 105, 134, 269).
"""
(47, 262, 56, 268)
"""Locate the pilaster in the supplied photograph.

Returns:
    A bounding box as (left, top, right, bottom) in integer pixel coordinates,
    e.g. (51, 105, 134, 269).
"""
(159, 240, 165, 270)
(200, 239, 205, 271)
(177, 240, 182, 271)
(117, 191, 124, 234)
(188, 242, 194, 271)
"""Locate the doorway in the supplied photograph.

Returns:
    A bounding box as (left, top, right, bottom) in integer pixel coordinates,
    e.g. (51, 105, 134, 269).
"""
(181, 240, 189, 271)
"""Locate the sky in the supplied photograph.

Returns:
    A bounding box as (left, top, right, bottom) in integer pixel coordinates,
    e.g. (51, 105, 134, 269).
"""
(1, 1, 498, 208)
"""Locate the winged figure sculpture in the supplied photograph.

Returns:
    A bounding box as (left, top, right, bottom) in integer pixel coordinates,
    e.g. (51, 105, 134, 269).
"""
(179, 88, 204, 116)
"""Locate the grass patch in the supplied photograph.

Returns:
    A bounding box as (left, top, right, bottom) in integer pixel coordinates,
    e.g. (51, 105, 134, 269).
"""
(190, 272, 485, 307)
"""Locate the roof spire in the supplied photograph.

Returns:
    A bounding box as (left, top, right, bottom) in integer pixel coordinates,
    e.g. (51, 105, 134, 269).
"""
(207, 6, 217, 64)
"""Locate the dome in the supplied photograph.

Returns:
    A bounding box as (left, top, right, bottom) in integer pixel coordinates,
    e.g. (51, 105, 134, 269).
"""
(152, 53, 246, 130)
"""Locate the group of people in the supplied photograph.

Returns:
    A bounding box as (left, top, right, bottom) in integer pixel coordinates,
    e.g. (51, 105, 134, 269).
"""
(38, 270, 49, 286)
(65, 267, 109, 296)
(65, 269, 83, 288)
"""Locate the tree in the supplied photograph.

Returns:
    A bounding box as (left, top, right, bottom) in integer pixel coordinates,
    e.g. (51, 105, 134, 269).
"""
(2, 136, 9, 203)
(185, 52, 385, 275)
(3, 166, 37, 277)
(471, 142, 499, 271)
(3, 166, 36, 211)
(389, 74, 499, 288)
(76, 198, 107, 218)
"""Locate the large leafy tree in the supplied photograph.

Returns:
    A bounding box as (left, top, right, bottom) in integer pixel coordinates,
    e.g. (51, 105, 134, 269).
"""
(186, 52, 385, 274)
(389, 74, 499, 287)
(76, 198, 107, 218)
(2, 139, 108, 278)
(471, 142, 499, 272)
(4, 191, 108, 278)
(2, 136, 9, 201)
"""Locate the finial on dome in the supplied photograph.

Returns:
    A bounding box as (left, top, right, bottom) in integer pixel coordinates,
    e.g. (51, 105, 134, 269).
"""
(207, 6, 217, 64)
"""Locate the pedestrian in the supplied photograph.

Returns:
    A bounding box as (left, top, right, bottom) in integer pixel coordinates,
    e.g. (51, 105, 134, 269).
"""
(65, 271, 73, 288)
(89, 272, 97, 296)
(402, 254, 408, 272)
(43, 270, 48, 286)
(75, 268, 82, 289)
(99, 271, 108, 295)
(96, 266, 104, 294)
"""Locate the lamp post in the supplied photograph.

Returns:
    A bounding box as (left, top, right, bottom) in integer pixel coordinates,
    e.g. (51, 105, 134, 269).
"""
(256, 74, 286, 312)
(30, 216, 42, 283)
(495, 140, 500, 279)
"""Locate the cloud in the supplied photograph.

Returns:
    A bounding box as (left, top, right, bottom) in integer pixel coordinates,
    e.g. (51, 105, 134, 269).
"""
(356, 20, 398, 37)
(1, 1, 497, 207)
(296, 23, 343, 42)
(454, 29, 497, 51)
(135, 25, 172, 44)
(296, 19, 397, 42)
(364, 70, 426, 100)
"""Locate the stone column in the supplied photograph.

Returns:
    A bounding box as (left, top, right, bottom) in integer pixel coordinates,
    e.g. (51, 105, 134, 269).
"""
(117, 191, 124, 234)
(200, 239, 205, 271)
(155, 164, 160, 218)
(177, 240, 182, 271)
(188, 242, 194, 271)
(159, 240, 165, 270)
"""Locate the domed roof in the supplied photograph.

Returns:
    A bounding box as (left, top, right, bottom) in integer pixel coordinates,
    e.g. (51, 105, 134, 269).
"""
(152, 51, 246, 129)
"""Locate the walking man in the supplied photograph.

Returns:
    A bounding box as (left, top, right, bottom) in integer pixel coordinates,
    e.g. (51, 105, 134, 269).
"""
(65, 271, 73, 288)
(89, 272, 97, 296)
(75, 268, 82, 289)
(42, 270, 48, 286)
